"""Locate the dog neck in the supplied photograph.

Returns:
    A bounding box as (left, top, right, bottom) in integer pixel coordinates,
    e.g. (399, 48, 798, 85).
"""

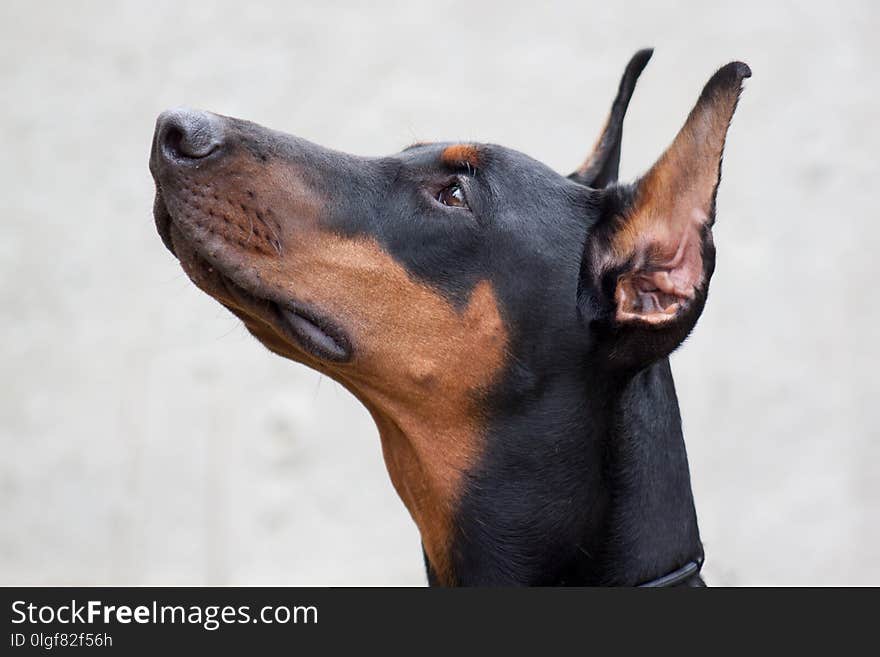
(444, 357, 703, 586)
(597, 357, 704, 585)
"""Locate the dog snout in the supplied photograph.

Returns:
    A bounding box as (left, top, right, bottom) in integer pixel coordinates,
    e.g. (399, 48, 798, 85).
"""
(155, 108, 223, 162)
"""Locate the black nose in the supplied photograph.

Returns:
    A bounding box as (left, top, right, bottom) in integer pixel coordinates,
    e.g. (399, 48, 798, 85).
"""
(155, 108, 223, 160)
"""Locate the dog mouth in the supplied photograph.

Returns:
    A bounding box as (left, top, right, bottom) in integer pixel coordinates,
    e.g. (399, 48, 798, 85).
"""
(153, 186, 351, 363)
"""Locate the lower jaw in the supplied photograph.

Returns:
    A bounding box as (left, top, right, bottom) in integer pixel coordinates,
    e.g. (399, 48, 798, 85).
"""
(166, 219, 351, 364)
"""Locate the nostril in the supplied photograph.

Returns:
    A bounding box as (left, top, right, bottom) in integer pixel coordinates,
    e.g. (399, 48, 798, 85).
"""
(157, 108, 223, 161)
(162, 125, 186, 159)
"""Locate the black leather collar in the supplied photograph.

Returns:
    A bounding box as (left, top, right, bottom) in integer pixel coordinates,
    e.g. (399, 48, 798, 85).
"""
(637, 557, 704, 587)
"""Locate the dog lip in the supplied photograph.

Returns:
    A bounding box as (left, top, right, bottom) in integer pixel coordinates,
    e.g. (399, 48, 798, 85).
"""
(275, 303, 352, 363)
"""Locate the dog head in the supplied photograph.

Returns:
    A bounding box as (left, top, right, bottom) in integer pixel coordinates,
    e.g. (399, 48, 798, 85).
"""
(150, 50, 749, 584)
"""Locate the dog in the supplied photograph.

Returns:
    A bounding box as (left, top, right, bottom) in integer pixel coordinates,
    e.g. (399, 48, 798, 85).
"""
(149, 49, 749, 586)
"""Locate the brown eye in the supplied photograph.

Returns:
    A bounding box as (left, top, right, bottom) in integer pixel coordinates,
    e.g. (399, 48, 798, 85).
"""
(437, 183, 468, 208)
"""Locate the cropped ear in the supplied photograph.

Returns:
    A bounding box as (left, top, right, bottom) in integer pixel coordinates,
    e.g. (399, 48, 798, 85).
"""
(581, 61, 751, 368)
(569, 48, 653, 188)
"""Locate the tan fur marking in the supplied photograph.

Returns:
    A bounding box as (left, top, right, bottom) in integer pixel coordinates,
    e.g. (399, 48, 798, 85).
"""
(441, 144, 481, 168)
(576, 112, 611, 176)
(254, 233, 508, 585)
(174, 144, 508, 584)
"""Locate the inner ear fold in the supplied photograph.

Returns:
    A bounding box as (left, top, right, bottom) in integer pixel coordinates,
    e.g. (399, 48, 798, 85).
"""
(585, 61, 750, 353)
(613, 221, 705, 324)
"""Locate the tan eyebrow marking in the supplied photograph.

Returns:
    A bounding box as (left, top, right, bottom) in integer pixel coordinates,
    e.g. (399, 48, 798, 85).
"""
(440, 144, 481, 168)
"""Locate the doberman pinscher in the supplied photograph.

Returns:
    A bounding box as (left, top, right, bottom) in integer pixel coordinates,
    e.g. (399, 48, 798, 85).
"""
(149, 49, 749, 586)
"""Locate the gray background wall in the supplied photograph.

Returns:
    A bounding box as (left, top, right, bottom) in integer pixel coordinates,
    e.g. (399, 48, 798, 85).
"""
(1, 0, 877, 585)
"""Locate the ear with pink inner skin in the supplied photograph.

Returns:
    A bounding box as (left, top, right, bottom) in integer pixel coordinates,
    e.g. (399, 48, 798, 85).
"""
(581, 61, 750, 364)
